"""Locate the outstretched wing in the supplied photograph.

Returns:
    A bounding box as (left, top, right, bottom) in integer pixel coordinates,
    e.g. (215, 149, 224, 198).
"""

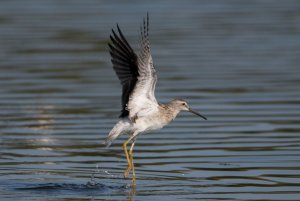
(108, 25, 139, 118)
(109, 13, 158, 121)
(127, 13, 159, 121)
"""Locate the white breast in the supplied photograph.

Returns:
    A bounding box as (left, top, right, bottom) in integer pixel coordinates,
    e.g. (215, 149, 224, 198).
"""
(133, 115, 166, 132)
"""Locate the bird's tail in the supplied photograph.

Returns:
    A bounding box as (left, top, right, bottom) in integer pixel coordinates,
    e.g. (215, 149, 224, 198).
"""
(103, 120, 130, 147)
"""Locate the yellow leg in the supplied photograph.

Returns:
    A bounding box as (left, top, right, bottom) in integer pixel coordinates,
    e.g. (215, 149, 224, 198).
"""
(130, 140, 137, 185)
(129, 141, 136, 178)
(123, 135, 135, 178)
(123, 140, 131, 177)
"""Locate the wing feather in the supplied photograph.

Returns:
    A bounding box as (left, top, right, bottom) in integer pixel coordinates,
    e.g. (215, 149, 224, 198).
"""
(108, 13, 158, 121)
(108, 24, 138, 117)
(127, 13, 159, 121)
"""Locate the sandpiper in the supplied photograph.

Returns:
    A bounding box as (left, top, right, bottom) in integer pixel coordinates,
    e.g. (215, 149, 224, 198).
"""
(104, 13, 207, 180)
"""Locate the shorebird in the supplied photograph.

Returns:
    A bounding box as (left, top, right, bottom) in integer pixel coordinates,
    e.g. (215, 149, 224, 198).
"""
(104, 13, 207, 180)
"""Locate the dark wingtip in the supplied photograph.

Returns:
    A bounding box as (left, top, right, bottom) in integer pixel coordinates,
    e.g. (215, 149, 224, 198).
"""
(111, 28, 117, 38)
(146, 12, 149, 32)
(117, 24, 121, 32)
(147, 12, 149, 23)
(109, 34, 113, 40)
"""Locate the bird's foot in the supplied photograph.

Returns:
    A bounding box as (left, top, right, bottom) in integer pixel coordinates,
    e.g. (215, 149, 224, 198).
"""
(123, 166, 132, 178)
(131, 177, 136, 186)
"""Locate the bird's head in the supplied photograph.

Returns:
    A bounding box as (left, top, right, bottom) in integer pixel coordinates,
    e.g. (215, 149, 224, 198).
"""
(171, 99, 207, 120)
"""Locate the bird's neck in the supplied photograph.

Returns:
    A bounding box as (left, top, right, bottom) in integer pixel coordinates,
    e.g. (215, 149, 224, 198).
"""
(159, 103, 181, 123)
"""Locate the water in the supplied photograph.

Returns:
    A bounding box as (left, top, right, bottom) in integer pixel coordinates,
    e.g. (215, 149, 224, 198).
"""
(1, 0, 300, 200)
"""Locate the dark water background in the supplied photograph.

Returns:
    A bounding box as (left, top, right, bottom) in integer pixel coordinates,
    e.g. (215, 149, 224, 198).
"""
(1, 0, 300, 200)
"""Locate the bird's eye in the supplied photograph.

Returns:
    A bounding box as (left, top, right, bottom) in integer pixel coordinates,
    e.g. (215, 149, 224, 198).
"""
(182, 103, 185, 106)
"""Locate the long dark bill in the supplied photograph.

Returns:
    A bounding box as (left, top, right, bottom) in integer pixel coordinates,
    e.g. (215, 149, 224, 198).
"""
(188, 108, 207, 120)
